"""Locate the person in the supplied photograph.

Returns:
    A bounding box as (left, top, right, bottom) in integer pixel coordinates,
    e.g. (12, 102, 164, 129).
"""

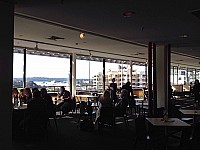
(23, 87, 32, 104)
(58, 86, 71, 99)
(27, 90, 49, 132)
(110, 78, 117, 103)
(121, 81, 135, 107)
(115, 89, 129, 110)
(193, 79, 200, 105)
(12, 88, 19, 106)
(121, 81, 134, 99)
(114, 89, 129, 126)
(95, 90, 113, 123)
(41, 88, 55, 118)
(57, 86, 72, 115)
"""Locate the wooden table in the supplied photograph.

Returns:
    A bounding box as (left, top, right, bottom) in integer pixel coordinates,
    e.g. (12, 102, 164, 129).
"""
(75, 95, 98, 102)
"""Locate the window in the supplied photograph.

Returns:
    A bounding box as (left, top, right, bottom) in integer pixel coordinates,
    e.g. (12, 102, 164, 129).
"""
(26, 54, 70, 92)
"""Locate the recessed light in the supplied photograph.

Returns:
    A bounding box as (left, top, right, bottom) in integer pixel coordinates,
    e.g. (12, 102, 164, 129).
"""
(122, 10, 135, 17)
(80, 33, 85, 39)
(179, 34, 188, 38)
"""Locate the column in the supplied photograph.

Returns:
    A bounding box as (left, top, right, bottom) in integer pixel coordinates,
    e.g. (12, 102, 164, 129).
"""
(130, 60, 133, 85)
(186, 68, 189, 83)
(70, 55, 72, 94)
(153, 43, 157, 113)
(145, 62, 147, 87)
(103, 59, 105, 91)
(148, 42, 153, 115)
(156, 45, 171, 112)
(23, 48, 26, 88)
(72, 53, 76, 97)
(0, 1, 14, 149)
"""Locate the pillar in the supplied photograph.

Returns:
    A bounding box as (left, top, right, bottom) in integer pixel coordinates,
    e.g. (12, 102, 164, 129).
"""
(72, 53, 76, 96)
(0, 1, 14, 149)
(156, 45, 171, 112)
(103, 59, 105, 91)
(23, 48, 26, 88)
(148, 42, 153, 115)
(130, 60, 133, 85)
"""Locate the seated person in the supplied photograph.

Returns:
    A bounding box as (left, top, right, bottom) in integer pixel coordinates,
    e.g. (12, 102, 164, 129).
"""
(41, 88, 55, 118)
(27, 91, 48, 130)
(57, 86, 73, 114)
(23, 87, 32, 104)
(95, 90, 113, 122)
(115, 89, 129, 116)
(58, 86, 71, 99)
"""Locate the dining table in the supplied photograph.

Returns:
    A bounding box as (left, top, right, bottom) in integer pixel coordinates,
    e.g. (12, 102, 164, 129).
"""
(146, 117, 191, 150)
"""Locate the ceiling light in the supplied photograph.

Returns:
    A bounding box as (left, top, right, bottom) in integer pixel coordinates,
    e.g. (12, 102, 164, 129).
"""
(80, 33, 85, 39)
(179, 34, 188, 38)
(122, 11, 135, 17)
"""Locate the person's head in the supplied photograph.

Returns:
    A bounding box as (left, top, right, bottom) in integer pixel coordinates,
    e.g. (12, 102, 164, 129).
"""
(60, 86, 65, 92)
(112, 78, 115, 83)
(121, 89, 128, 98)
(40, 88, 47, 97)
(103, 90, 110, 100)
(126, 81, 130, 86)
(195, 79, 199, 85)
(23, 88, 32, 97)
(32, 90, 41, 99)
(32, 87, 39, 93)
(12, 88, 18, 97)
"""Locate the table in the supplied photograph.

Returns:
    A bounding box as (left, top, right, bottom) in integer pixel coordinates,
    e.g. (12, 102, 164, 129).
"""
(179, 109, 200, 123)
(75, 95, 98, 102)
(179, 109, 200, 115)
(13, 104, 27, 110)
(13, 104, 28, 130)
(146, 117, 191, 127)
(146, 117, 190, 149)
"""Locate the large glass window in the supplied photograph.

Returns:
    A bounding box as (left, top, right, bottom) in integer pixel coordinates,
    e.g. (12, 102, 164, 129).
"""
(26, 54, 70, 92)
(76, 56, 103, 94)
(132, 65, 146, 88)
(13, 53, 24, 88)
(188, 68, 195, 83)
(196, 70, 200, 81)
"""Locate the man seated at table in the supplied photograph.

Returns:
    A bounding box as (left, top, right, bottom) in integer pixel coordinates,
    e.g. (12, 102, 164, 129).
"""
(57, 86, 73, 115)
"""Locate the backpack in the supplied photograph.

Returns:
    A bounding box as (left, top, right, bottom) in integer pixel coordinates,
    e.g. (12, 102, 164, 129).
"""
(79, 118, 94, 131)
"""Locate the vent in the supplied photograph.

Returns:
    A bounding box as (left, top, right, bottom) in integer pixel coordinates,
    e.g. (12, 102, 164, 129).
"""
(191, 9, 200, 19)
(47, 36, 65, 41)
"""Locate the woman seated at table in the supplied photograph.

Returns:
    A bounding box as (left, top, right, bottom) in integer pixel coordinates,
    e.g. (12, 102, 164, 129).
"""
(95, 90, 113, 122)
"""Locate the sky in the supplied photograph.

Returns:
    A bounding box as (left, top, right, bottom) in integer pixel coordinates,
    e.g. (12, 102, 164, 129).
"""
(13, 53, 145, 79)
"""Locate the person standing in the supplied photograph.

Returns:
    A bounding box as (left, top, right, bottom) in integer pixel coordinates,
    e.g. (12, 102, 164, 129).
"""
(193, 79, 200, 105)
(110, 78, 117, 103)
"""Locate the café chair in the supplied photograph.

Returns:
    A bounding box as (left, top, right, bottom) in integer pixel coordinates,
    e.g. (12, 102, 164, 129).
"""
(77, 101, 96, 124)
(97, 107, 115, 131)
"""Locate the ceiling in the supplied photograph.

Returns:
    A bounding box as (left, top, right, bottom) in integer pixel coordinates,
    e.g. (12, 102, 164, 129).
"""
(14, 0, 200, 68)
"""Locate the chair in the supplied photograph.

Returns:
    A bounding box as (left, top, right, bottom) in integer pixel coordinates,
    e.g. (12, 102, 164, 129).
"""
(114, 106, 129, 128)
(134, 116, 151, 150)
(97, 107, 115, 131)
(77, 101, 96, 124)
